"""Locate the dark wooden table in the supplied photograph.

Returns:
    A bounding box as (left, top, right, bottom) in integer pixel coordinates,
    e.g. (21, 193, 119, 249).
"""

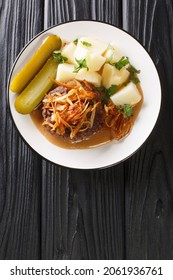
(0, 0, 173, 260)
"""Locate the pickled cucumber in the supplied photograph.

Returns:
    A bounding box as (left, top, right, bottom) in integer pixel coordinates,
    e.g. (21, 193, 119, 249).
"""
(15, 58, 58, 114)
(10, 35, 61, 93)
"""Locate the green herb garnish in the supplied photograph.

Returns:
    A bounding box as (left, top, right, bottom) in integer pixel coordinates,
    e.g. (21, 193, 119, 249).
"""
(115, 56, 129, 70)
(131, 76, 140, 84)
(123, 104, 134, 117)
(99, 84, 118, 103)
(109, 56, 140, 84)
(73, 58, 89, 73)
(108, 85, 118, 96)
(73, 38, 78, 45)
(97, 86, 107, 93)
(130, 64, 140, 74)
(81, 41, 92, 47)
(117, 104, 133, 117)
(52, 50, 68, 64)
(117, 105, 123, 112)
(129, 64, 140, 84)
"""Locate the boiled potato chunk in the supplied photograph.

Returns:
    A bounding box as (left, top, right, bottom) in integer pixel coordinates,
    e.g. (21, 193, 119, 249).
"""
(78, 36, 107, 55)
(104, 43, 122, 63)
(102, 63, 130, 88)
(74, 46, 106, 71)
(87, 52, 106, 71)
(74, 45, 89, 61)
(76, 69, 101, 87)
(61, 42, 77, 64)
(56, 63, 76, 82)
(110, 82, 141, 106)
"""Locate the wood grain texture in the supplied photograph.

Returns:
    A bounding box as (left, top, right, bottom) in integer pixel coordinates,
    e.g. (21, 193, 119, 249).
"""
(0, 0, 44, 259)
(0, 0, 173, 260)
(43, 0, 122, 27)
(41, 165, 125, 259)
(123, 0, 173, 259)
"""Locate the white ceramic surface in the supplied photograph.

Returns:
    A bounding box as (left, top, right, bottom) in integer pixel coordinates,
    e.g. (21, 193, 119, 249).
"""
(8, 21, 161, 169)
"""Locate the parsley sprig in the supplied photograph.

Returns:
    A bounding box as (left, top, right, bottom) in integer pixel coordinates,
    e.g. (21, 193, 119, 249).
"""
(97, 85, 118, 104)
(117, 104, 134, 117)
(129, 65, 140, 84)
(98, 85, 134, 117)
(114, 56, 129, 70)
(73, 38, 78, 45)
(52, 50, 68, 64)
(73, 58, 89, 73)
(81, 41, 92, 47)
(109, 56, 141, 84)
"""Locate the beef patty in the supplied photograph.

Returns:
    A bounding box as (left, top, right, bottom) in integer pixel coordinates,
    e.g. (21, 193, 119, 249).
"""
(42, 83, 105, 143)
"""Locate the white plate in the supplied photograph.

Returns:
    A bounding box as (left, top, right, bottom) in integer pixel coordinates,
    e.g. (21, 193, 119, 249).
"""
(8, 21, 161, 169)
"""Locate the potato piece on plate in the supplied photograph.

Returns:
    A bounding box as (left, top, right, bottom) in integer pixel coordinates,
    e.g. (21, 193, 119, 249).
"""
(73, 36, 107, 71)
(104, 43, 122, 63)
(110, 82, 141, 105)
(102, 63, 130, 88)
(87, 52, 106, 71)
(56, 63, 76, 82)
(61, 42, 76, 64)
(78, 36, 107, 55)
(76, 69, 101, 87)
(74, 47, 106, 71)
(73, 45, 89, 61)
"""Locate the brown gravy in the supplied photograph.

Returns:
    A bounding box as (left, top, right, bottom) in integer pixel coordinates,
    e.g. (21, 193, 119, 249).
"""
(30, 84, 143, 149)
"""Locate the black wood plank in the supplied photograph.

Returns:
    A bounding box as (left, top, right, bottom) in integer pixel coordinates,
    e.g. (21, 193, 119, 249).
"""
(43, 0, 122, 26)
(123, 0, 173, 259)
(41, 0, 125, 260)
(41, 165, 125, 259)
(0, 0, 44, 259)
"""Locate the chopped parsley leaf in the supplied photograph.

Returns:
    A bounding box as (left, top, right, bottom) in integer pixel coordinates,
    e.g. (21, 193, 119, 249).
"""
(130, 64, 140, 74)
(131, 76, 140, 84)
(97, 86, 107, 93)
(81, 41, 92, 47)
(117, 105, 123, 112)
(99, 84, 118, 103)
(108, 85, 118, 96)
(73, 58, 89, 73)
(109, 56, 141, 84)
(123, 104, 134, 117)
(115, 56, 129, 70)
(129, 64, 141, 84)
(52, 50, 68, 64)
(73, 38, 78, 45)
(117, 104, 133, 117)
